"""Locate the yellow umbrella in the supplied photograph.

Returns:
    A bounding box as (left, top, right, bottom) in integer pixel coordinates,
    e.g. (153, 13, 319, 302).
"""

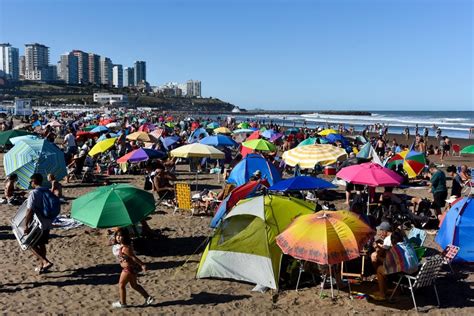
(318, 129, 338, 136)
(214, 127, 232, 134)
(126, 131, 155, 142)
(170, 143, 224, 159)
(282, 144, 347, 169)
(88, 137, 117, 156)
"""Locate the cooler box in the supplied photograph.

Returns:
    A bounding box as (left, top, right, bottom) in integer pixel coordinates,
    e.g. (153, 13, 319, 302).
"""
(324, 166, 336, 175)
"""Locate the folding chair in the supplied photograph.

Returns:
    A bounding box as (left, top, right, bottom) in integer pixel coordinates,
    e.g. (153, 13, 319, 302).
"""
(389, 255, 444, 312)
(441, 244, 460, 274)
(407, 227, 427, 247)
(221, 183, 235, 200)
(173, 182, 195, 216)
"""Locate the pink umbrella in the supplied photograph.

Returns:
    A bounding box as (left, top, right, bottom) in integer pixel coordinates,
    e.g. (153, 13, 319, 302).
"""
(336, 162, 403, 187)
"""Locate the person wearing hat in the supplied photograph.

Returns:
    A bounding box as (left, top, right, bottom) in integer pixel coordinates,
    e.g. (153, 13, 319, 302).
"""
(370, 221, 393, 300)
(427, 163, 448, 215)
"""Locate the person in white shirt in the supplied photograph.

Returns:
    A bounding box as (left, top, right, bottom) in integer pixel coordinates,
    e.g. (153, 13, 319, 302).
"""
(63, 129, 77, 161)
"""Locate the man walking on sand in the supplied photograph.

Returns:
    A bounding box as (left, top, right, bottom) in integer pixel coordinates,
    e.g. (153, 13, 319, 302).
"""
(24, 173, 54, 274)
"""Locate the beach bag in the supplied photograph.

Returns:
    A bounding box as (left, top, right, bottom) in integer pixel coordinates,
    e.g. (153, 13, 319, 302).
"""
(37, 188, 61, 219)
(384, 242, 419, 275)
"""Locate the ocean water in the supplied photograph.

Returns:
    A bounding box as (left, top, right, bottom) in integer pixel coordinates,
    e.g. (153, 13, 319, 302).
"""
(232, 111, 474, 139)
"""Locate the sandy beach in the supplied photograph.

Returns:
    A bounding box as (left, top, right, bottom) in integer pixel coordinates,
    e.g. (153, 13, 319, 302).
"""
(0, 143, 473, 315)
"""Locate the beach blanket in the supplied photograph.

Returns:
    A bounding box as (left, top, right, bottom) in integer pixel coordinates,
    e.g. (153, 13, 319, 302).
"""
(384, 242, 419, 275)
(52, 215, 83, 230)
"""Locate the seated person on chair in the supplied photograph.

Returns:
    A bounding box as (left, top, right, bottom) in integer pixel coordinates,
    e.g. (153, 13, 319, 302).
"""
(370, 221, 393, 300)
(2, 174, 25, 205)
(153, 167, 177, 204)
(47, 173, 63, 198)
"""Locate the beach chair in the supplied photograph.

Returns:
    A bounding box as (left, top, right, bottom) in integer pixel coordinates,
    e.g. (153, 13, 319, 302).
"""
(222, 183, 235, 200)
(173, 182, 195, 216)
(389, 255, 444, 312)
(440, 244, 460, 274)
(407, 227, 427, 247)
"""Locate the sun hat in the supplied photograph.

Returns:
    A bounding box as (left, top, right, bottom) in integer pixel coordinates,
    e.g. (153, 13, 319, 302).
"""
(376, 221, 392, 232)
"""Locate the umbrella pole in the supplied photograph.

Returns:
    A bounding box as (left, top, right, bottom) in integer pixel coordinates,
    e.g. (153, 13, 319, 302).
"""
(366, 185, 370, 215)
(329, 264, 334, 299)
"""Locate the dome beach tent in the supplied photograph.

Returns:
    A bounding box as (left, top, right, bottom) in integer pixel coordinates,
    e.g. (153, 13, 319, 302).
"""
(227, 154, 282, 186)
(197, 194, 314, 289)
(435, 196, 474, 262)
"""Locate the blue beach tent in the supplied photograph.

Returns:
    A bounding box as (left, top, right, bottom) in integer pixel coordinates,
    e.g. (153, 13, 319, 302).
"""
(227, 154, 282, 186)
(268, 176, 336, 192)
(435, 197, 474, 262)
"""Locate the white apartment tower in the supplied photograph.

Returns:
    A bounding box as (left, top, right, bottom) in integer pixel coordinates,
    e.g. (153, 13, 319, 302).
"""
(112, 64, 123, 88)
(0, 43, 20, 81)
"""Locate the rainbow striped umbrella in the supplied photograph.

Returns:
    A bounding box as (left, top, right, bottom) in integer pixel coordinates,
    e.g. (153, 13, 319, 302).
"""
(386, 150, 426, 178)
(4, 139, 67, 189)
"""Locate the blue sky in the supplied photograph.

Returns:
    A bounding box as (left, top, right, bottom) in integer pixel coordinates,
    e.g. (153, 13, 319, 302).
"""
(0, 0, 472, 111)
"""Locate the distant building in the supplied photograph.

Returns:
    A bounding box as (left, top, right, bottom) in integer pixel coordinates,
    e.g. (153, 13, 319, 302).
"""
(58, 53, 79, 84)
(100, 57, 113, 86)
(14, 98, 33, 116)
(156, 82, 182, 97)
(0, 43, 19, 81)
(112, 64, 123, 88)
(93, 93, 128, 106)
(178, 83, 187, 96)
(71, 50, 89, 84)
(88, 53, 101, 84)
(134, 61, 146, 84)
(186, 80, 201, 97)
(124, 67, 134, 86)
(25, 65, 56, 81)
(19, 55, 25, 78)
(25, 43, 49, 72)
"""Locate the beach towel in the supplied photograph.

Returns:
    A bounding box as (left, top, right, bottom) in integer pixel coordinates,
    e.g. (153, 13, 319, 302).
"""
(52, 215, 83, 230)
(384, 242, 419, 275)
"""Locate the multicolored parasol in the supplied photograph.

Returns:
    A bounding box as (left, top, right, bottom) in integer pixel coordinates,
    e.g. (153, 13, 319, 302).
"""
(242, 139, 276, 152)
(386, 150, 426, 178)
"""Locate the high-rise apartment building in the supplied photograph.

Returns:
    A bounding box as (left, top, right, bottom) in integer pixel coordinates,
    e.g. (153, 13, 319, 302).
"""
(19, 55, 26, 78)
(71, 50, 89, 84)
(124, 67, 135, 86)
(88, 53, 100, 84)
(25, 43, 49, 72)
(186, 80, 202, 97)
(0, 43, 20, 81)
(58, 53, 79, 84)
(112, 64, 123, 88)
(134, 61, 146, 84)
(100, 57, 113, 86)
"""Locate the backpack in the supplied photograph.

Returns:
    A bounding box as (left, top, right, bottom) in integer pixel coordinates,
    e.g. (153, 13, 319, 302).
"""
(37, 188, 61, 219)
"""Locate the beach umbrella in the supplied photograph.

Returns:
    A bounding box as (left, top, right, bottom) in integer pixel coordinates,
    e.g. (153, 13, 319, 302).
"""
(161, 136, 180, 149)
(117, 148, 167, 163)
(214, 127, 232, 134)
(324, 133, 349, 146)
(227, 153, 282, 186)
(336, 162, 403, 187)
(386, 150, 426, 178)
(126, 131, 155, 142)
(138, 123, 156, 132)
(461, 145, 474, 155)
(282, 144, 347, 169)
(285, 128, 299, 135)
(269, 132, 284, 142)
(99, 119, 114, 126)
(10, 134, 40, 145)
(91, 125, 109, 133)
(206, 122, 220, 129)
(170, 143, 224, 159)
(200, 135, 238, 147)
(242, 139, 276, 152)
(237, 122, 250, 129)
(106, 122, 122, 129)
(232, 128, 254, 134)
(46, 120, 62, 128)
(97, 133, 118, 142)
(261, 129, 278, 139)
(83, 124, 98, 132)
(71, 184, 156, 228)
(4, 139, 67, 189)
(165, 122, 175, 128)
(88, 137, 117, 156)
(297, 137, 328, 147)
(318, 129, 338, 136)
(149, 128, 165, 139)
(268, 176, 336, 192)
(0, 130, 34, 146)
(76, 131, 99, 141)
(276, 210, 374, 297)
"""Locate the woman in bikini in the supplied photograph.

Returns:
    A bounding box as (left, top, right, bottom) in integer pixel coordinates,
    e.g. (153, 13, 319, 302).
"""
(112, 228, 154, 308)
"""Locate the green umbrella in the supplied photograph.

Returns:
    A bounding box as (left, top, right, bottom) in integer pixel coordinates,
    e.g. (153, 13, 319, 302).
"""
(461, 145, 474, 154)
(0, 130, 34, 146)
(297, 137, 328, 147)
(242, 139, 276, 151)
(71, 184, 156, 228)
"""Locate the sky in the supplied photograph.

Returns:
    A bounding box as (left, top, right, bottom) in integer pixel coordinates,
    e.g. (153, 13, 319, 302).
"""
(0, 0, 472, 111)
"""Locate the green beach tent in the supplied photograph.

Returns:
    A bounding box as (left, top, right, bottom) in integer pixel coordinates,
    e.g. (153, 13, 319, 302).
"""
(196, 195, 314, 289)
(461, 145, 474, 155)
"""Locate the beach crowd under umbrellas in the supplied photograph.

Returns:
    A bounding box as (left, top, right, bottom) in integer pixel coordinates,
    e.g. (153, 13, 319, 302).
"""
(0, 107, 473, 313)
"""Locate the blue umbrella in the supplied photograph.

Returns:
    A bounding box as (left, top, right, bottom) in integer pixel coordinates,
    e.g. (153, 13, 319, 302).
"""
(91, 125, 109, 133)
(188, 128, 209, 143)
(200, 135, 238, 147)
(268, 176, 336, 192)
(324, 133, 349, 146)
(161, 136, 180, 149)
(261, 129, 278, 139)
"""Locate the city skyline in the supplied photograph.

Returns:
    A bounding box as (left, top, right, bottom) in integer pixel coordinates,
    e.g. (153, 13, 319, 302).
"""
(0, 0, 472, 111)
